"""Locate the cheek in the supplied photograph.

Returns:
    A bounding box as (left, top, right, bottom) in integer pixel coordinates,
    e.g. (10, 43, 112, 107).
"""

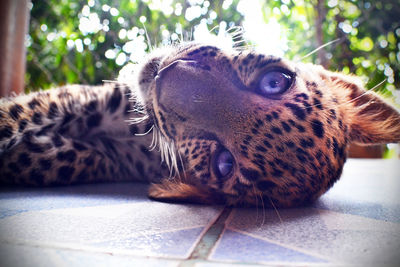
(241, 121, 347, 206)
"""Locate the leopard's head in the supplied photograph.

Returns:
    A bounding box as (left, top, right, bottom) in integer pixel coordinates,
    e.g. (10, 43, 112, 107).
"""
(136, 43, 400, 207)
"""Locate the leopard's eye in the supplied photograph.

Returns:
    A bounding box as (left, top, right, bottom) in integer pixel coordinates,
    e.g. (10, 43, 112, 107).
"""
(213, 149, 234, 179)
(258, 70, 292, 96)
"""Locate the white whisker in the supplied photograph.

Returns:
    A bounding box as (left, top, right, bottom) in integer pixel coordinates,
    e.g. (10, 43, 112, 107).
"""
(177, 149, 187, 179)
(259, 191, 266, 227)
(154, 131, 180, 180)
(299, 38, 341, 62)
(102, 79, 126, 84)
(345, 79, 386, 106)
(298, 79, 386, 111)
(334, 79, 386, 110)
(252, 184, 259, 224)
(149, 125, 158, 151)
(142, 23, 153, 52)
(127, 115, 149, 125)
(135, 124, 153, 136)
(268, 196, 283, 224)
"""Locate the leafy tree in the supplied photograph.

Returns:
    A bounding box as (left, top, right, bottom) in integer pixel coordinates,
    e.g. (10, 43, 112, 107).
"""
(26, 0, 244, 91)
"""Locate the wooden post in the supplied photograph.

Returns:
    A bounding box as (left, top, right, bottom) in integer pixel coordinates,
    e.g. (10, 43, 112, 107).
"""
(0, 0, 30, 96)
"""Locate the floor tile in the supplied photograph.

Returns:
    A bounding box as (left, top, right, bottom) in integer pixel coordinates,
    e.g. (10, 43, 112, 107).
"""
(210, 229, 326, 264)
(0, 184, 223, 260)
(314, 159, 400, 222)
(315, 198, 400, 223)
(226, 204, 400, 265)
(0, 183, 151, 219)
(92, 227, 205, 258)
(195, 262, 267, 267)
(0, 243, 179, 267)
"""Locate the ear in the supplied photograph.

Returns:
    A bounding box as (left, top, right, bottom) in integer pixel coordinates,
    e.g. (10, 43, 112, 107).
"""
(148, 180, 225, 205)
(331, 74, 400, 144)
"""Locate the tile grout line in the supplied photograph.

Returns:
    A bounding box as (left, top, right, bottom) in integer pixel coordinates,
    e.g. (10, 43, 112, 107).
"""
(179, 206, 232, 267)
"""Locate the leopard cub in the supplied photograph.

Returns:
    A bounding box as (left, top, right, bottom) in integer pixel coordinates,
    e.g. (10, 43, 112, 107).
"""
(1, 42, 399, 207)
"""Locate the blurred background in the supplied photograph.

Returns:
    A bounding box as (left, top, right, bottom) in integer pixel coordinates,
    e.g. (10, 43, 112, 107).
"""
(3, 0, 400, 157)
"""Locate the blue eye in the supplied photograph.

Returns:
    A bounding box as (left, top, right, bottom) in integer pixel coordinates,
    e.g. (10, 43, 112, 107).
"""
(214, 149, 234, 179)
(259, 70, 292, 95)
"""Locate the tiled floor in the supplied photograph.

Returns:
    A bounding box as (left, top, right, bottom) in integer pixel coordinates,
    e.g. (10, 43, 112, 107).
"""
(0, 159, 399, 267)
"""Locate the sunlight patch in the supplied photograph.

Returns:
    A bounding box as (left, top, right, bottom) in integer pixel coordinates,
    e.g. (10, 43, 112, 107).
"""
(237, 0, 288, 56)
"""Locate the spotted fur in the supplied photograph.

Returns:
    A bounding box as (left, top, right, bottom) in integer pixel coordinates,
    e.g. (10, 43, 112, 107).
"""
(1, 43, 400, 207)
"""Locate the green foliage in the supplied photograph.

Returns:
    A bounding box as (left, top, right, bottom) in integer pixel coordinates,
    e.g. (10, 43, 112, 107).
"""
(27, 0, 400, 104)
(26, 0, 244, 91)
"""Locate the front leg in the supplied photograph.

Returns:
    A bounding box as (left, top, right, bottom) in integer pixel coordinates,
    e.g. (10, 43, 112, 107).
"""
(0, 83, 161, 185)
